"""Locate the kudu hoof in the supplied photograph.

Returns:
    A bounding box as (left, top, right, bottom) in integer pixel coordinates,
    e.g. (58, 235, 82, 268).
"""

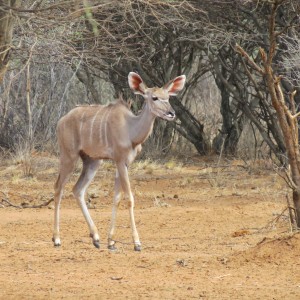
(52, 237, 61, 247)
(90, 233, 100, 249)
(93, 240, 100, 249)
(134, 244, 142, 252)
(108, 244, 117, 252)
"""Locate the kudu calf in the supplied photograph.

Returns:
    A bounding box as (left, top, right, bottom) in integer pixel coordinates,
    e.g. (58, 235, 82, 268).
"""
(53, 72, 186, 251)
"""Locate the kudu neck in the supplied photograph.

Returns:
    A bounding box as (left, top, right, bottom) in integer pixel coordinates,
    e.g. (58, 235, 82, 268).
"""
(129, 102, 156, 146)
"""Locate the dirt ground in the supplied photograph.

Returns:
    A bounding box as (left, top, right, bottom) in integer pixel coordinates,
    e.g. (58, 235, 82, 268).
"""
(0, 154, 300, 299)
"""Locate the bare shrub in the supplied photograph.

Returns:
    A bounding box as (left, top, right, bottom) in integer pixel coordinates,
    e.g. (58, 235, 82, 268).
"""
(10, 141, 35, 177)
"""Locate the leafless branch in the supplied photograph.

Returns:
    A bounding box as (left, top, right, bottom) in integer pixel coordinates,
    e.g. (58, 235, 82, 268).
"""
(1, 191, 54, 209)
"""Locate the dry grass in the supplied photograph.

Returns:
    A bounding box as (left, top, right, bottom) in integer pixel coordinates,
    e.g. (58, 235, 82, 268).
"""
(132, 159, 160, 175)
(10, 146, 36, 178)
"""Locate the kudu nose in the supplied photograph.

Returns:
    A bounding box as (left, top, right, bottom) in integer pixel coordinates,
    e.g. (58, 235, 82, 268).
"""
(166, 111, 175, 119)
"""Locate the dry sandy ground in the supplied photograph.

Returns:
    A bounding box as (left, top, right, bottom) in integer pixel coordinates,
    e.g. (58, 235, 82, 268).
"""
(0, 155, 300, 299)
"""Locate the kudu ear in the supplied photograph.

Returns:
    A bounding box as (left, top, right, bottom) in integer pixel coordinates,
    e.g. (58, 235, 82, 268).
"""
(128, 72, 147, 95)
(164, 75, 186, 96)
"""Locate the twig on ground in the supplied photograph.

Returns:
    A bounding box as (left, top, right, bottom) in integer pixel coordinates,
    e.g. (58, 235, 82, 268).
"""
(1, 191, 54, 208)
(259, 206, 289, 231)
(1, 198, 22, 208)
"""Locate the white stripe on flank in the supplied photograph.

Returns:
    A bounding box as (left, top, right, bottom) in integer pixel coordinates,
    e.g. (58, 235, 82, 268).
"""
(103, 106, 112, 147)
(79, 111, 86, 136)
(89, 107, 103, 144)
(99, 106, 109, 145)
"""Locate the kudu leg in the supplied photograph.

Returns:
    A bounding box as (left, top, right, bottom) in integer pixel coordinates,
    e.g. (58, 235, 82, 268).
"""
(53, 157, 77, 247)
(73, 157, 100, 248)
(108, 170, 122, 251)
(116, 162, 141, 251)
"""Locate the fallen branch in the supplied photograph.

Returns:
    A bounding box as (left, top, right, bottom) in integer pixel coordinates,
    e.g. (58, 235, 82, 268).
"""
(259, 206, 290, 231)
(1, 198, 22, 208)
(1, 191, 54, 208)
(2, 198, 54, 208)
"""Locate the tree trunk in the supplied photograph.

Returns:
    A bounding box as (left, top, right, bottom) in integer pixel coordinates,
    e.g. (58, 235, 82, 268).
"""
(26, 63, 33, 146)
(236, 1, 300, 228)
(74, 65, 103, 104)
(293, 190, 300, 228)
(170, 97, 208, 155)
(161, 121, 174, 154)
(0, 1, 20, 82)
(213, 69, 245, 155)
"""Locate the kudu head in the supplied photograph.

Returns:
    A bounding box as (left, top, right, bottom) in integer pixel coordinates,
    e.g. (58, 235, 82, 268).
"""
(128, 72, 186, 121)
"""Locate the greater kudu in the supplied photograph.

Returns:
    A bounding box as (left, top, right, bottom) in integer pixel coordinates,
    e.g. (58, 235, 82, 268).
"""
(53, 72, 186, 251)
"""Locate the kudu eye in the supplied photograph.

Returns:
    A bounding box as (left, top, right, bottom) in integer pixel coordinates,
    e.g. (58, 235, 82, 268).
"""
(152, 96, 158, 101)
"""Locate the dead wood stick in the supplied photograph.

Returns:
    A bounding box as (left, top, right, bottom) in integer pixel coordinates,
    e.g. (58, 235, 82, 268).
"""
(1, 197, 22, 208)
(260, 207, 289, 231)
(1, 191, 54, 208)
(22, 198, 54, 208)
